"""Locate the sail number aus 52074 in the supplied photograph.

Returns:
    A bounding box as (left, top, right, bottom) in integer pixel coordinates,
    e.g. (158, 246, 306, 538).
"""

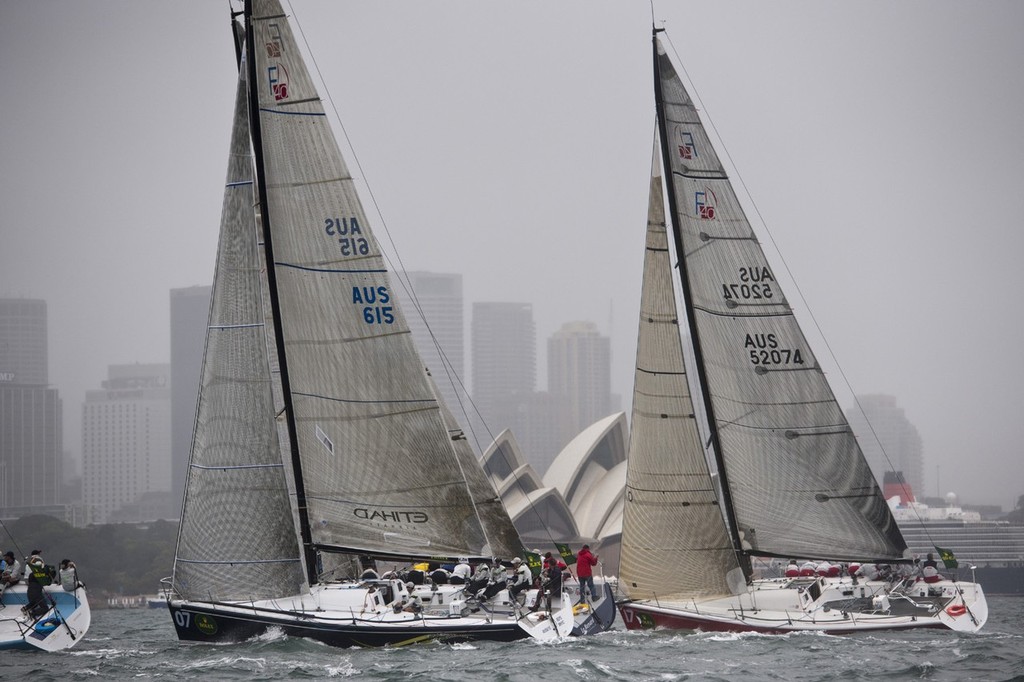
(722, 266, 774, 301)
(745, 333, 804, 367)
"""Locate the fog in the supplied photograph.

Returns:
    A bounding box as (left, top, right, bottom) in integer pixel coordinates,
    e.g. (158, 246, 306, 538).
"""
(2, 1, 1022, 509)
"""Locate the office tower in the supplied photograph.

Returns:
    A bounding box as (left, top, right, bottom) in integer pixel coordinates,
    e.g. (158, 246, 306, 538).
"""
(82, 363, 172, 523)
(547, 321, 612, 462)
(170, 285, 211, 512)
(401, 272, 466, 418)
(471, 302, 536, 452)
(0, 298, 62, 513)
(848, 394, 925, 496)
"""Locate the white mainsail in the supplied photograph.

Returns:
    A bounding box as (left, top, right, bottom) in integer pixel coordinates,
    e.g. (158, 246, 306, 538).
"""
(246, 0, 515, 560)
(619, 36, 907, 599)
(652, 38, 905, 563)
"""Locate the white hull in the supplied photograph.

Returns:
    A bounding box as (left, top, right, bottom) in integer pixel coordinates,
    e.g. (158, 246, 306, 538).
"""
(170, 577, 615, 647)
(619, 576, 987, 634)
(0, 583, 91, 651)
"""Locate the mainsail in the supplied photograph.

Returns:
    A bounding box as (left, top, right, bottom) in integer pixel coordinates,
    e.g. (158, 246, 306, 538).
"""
(619, 146, 742, 601)
(621, 33, 908, 606)
(173, 44, 305, 601)
(651, 36, 906, 563)
(245, 0, 515, 561)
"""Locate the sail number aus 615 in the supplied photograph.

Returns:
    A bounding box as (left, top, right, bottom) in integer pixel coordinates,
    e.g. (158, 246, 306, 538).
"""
(325, 217, 369, 256)
(352, 286, 394, 325)
(745, 333, 804, 366)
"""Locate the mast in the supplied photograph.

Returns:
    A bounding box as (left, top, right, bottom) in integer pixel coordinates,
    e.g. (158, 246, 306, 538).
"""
(651, 29, 749, 580)
(244, 0, 318, 585)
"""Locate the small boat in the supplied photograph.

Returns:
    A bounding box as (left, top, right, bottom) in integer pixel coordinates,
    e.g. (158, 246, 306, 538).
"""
(615, 28, 987, 634)
(147, 585, 171, 609)
(0, 582, 91, 651)
(168, 0, 610, 647)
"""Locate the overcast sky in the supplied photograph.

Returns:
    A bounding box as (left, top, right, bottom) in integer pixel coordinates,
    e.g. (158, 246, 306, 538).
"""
(2, 1, 1022, 509)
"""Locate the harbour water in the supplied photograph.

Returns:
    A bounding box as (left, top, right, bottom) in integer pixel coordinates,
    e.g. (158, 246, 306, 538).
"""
(4, 597, 1022, 680)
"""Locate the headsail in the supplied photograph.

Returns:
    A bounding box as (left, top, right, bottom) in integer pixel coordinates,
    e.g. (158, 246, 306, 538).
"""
(619, 144, 742, 601)
(247, 0, 516, 561)
(173, 33, 305, 601)
(653, 36, 906, 562)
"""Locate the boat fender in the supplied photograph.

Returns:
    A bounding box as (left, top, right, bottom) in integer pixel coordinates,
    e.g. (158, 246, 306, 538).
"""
(34, 617, 62, 635)
(945, 604, 967, 617)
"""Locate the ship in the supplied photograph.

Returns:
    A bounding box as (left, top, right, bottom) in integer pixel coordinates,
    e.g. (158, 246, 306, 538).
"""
(885, 472, 1024, 595)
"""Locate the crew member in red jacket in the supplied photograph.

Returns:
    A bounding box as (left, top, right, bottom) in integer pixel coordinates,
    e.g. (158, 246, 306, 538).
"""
(575, 544, 599, 602)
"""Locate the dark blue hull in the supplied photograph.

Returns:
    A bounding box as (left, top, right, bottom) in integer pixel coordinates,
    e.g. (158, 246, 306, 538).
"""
(168, 601, 530, 648)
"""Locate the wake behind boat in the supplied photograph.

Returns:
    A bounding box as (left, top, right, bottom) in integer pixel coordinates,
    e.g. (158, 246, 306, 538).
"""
(615, 29, 987, 635)
(168, 0, 610, 647)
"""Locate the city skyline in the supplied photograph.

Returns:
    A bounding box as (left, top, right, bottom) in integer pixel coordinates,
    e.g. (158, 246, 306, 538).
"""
(3, 2, 1022, 510)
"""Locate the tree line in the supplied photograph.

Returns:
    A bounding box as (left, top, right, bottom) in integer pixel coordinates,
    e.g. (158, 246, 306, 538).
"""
(2, 515, 176, 599)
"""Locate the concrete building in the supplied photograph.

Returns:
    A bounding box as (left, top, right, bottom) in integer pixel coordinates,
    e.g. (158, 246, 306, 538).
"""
(82, 363, 172, 523)
(0, 298, 63, 515)
(400, 272, 466, 422)
(170, 285, 211, 512)
(546, 321, 612, 469)
(470, 302, 536, 454)
(482, 412, 627, 576)
(848, 394, 925, 497)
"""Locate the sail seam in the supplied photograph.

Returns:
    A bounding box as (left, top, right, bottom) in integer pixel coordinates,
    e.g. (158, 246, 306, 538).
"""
(274, 262, 386, 274)
(176, 558, 300, 565)
(292, 390, 435, 405)
(258, 107, 325, 117)
(672, 170, 728, 180)
(692, 304, 793, 318)
(190, 463, 285, 470)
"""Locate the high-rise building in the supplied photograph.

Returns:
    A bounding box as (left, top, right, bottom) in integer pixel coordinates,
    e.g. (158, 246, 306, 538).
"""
(170, 285, 211, 512)
(0, 298, 63, 514)
(471, 302, 536, 453)
(847, 394, 925, 496)
(0, 298, 47, 385)
(547, 321, 612, 466)
(82, 363, 172, 523)
(401, 272, 466, 419)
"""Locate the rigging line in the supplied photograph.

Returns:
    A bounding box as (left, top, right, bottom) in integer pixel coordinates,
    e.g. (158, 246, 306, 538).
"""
(661, 33, 915, 533)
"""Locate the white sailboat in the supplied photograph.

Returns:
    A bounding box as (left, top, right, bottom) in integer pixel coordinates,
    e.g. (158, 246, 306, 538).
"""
(0, 581, 91, 652)
(168, 0, 601, 647)
(616, 29, 987, 634)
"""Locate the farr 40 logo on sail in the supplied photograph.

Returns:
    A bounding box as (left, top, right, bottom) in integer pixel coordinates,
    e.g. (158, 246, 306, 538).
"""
(265, 23, 289, 101)
(696, 188, 717, 219)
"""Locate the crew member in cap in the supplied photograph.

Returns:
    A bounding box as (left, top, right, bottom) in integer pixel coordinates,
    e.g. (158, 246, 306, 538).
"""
(508, 557, 532, 603)
(25, 550, 49, 618)
(1, 551, 20, 587)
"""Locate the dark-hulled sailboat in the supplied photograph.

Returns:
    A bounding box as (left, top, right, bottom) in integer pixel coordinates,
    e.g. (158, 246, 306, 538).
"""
(168, 0, 593, 647)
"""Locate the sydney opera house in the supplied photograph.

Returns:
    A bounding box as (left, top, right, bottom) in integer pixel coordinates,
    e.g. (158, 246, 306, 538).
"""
(481, 412, 627, 577)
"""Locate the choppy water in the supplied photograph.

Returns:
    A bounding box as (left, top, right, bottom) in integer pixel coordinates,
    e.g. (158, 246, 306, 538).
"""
(4, 598, 1022, 681)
